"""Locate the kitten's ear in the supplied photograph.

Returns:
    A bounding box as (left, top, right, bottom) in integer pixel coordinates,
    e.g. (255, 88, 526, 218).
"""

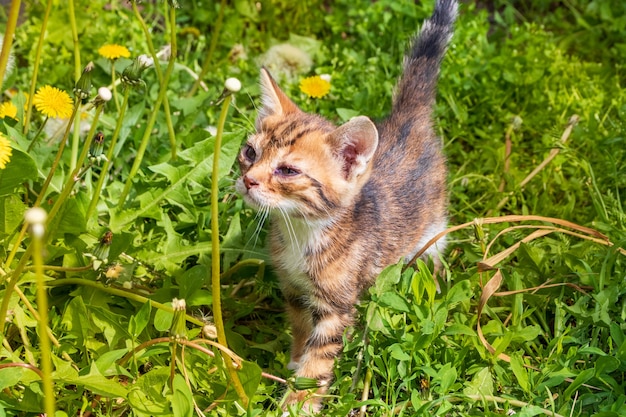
(328, 116, 379, 180)
(256, 68, 299, 126)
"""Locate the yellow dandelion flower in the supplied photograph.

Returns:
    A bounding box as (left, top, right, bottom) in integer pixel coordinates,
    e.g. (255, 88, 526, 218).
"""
(0, 101, 17, 119)
(0, 133, 12, 169)
(98, 44, 131, 60)
(33, 85, 74, 119)
(299, 75, 331, 99)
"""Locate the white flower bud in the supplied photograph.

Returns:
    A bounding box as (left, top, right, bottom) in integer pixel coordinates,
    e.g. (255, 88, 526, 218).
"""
(172, 298, 186, 311)
(24, 207, 47, 225)
(137, 54, 154, 68)
(320, 73, 332, 82)
(224, 77, 241, 93)
(202, 324, 217, 339)
(97, 87, 112, 102)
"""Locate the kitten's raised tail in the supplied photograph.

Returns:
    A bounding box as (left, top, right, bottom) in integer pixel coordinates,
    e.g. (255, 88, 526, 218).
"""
(392, 0, 458, 113)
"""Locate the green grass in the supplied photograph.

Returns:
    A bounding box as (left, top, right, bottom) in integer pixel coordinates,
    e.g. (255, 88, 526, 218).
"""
(0, 0, 624, 416)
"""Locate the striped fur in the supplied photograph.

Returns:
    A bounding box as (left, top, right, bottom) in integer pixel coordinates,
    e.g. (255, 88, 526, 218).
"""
(235, 0, 458, 412)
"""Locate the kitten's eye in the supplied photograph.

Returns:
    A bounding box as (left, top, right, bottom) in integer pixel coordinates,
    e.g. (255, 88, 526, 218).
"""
(274, 166, 301, 177)
(243, 145, 256, 162)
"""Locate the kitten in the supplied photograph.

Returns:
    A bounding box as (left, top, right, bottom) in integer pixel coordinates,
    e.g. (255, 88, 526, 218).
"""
(235, 0, 458, 412)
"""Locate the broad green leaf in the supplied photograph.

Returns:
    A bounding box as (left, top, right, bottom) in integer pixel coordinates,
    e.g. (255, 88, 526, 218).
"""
(89, 305, 131, 348)
(171, 374, 193, 417)
(435, 363, 457, 394)
(129, 368, 170, 416)
(377, 292, 411, 313)
(61, 296, 92, 347)
(0, 367, 29, 390)
(129, 301, 152, 338)
(463, 367, 494, 397)
(154, 307, 174, 332)
(563, 368, 595, 399)
(0, 148, 38, 196)
(595, 355, 620, 376)
(94, 349, 132, 377)
(510, 352, 531, 393)
(0, 194, 25, 236)
(374, 263, 403, 296)
(239, 361, 263, 402)
(336, 108, 359, 122)
(389, 344, 411, 361)
(445, 279, 472, 305)
(178, 265, 207, 300)
(444, 323, 476, 336)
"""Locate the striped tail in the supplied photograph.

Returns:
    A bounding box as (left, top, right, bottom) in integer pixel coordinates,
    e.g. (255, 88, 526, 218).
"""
(391, 0, 458, 113)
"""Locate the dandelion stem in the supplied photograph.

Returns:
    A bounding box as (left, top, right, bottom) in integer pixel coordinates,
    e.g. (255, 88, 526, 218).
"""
(210, 94, 249, 406)
(31, 221, 56, 416)
(24, 0, 53, 134)
(86, 88, 130, 221)
(130, 1, 177, 160)
(118, 22, 177, 206)
(0, 244, 33, 338)
(111, 63, 120, 112)
(26, 116, 49, 152)
(68, 0, 82, 171)
(0, 0, 20, 94)
(46, 104, 104, 236)
(35, 98, 80, 207)
(188, 0, 226, 97)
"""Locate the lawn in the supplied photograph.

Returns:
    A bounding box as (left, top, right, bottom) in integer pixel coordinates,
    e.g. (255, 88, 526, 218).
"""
(0, 0, 624, 416)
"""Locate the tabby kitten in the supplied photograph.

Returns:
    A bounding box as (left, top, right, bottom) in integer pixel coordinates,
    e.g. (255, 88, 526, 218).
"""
(235, 0, 458, 412)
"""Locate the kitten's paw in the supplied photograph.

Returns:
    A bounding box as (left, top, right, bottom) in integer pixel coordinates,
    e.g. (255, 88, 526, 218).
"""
(287, 360, 300, 371)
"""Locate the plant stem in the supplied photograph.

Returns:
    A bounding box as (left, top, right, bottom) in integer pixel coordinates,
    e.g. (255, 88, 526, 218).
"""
(46, 105, 104, 236)
(0, 0, 20, 93)
(111, 62, 120, 112)
(210, 94, 249, 406)
(68, 0, 82, 172)
(118, 8, 178, 205)
(0, 245, 33, 340)
(130, 2, 177, 160)
(86, 88, 130, 221)
(32, 223, 56, 416)
(188, 0, 226, 97)
(23, 0, 53, 134)
(35, 98, 81, 206)
(26, 116, 49, 152)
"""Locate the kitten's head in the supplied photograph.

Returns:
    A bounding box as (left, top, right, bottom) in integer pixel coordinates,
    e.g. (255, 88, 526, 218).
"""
(236, 69, 379, 219)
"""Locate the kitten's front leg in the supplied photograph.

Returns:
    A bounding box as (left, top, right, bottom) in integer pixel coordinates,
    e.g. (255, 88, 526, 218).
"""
(283, 306, 353, 414)
(285, 297, 313, 370)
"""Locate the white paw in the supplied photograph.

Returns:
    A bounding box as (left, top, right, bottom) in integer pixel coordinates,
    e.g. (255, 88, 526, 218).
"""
(287, 360, 299, 370)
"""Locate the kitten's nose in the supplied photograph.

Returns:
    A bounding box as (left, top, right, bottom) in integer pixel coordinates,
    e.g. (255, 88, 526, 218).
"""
(243, 175, 258, 190)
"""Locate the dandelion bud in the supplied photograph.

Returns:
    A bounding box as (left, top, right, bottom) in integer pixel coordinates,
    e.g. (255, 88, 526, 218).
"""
(74, 62, 94, 102)
(97, 87, 112, 102)
(122, 281, 133, 289)
(121, 57, 150, 88)
(224, 77, 241, 93)
(25, 207, 47, 238)
(170, 298, 188, 340)
(93, 230, 113, 261)
(89, 131, 105, 159)
(291, 376, 321, 390)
